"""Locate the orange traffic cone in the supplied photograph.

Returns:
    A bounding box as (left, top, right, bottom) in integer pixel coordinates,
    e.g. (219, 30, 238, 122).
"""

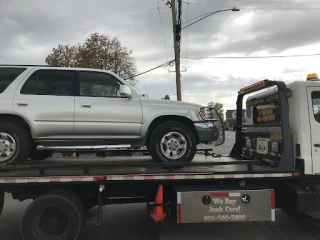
(150, 184, 166, 222)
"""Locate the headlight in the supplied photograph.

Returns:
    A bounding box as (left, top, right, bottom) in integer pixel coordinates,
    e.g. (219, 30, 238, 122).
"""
(199, 107, 215, 120)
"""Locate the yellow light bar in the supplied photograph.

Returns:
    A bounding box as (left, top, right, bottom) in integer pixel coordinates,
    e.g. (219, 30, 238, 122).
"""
(240, 80, 265, 92)
(307, 73, 318, 80)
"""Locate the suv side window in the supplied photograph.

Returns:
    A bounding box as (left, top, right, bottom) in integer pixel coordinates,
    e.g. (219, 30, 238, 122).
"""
(21, 70, 74, 96)
(0, 67, 26, 93)
(312, 91, 320, 123)
(78, 71, 122, 97)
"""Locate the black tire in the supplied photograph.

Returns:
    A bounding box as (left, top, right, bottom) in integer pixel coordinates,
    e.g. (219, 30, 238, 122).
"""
(148, 121, 197, 163)
(29, 150, 54, 161)
(0, 190, 4, 216)
(0, 121, 32, 167)
(46, 190, 85, 226)
(21, 194, 82, 240)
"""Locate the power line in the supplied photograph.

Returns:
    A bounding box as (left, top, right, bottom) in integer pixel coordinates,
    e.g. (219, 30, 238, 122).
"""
(127, 60, 174, 80)
(231, 0, 320, 3)
(183, 6, 319, 27)
(182, 1, 320, 10)
(182, 53, 320, 59)
(110, 0, 170, 18)
(182, 8, 239, 30)
(128, 53, 320, 80)
(243, 7, 320, 10)
(111, 6, 158, 18)
(183, 0, 320, 5)
(188, 6, 320, 10)
(157, 0, 171, 79)
(182, 12, 212, 24)
(157, 0, 169, 63)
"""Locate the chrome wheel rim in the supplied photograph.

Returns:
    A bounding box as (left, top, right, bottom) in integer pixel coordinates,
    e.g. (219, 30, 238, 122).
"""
(0, 132, 16, 162)
(160, 132, 187, 160)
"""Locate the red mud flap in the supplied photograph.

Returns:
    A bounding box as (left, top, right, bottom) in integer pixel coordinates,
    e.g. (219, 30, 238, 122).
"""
(0, 189, 4, 216)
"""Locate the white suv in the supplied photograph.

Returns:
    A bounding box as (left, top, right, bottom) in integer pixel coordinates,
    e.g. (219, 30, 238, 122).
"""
(0, 66, 224, 166)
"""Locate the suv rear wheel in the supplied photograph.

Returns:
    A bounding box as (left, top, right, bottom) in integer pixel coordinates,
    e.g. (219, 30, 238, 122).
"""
(148, 121, 197, 163)
(0, 121, 32, 166)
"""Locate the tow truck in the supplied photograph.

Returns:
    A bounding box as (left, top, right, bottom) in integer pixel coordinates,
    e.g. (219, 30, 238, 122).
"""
(0, 75, 320, 240)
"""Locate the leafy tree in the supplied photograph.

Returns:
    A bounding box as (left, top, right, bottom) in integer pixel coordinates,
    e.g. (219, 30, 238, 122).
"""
(45, 33, 137, 85)
(45, 44, 79, 67)
(208, 102, 225, 122)
(208, 102, 214, 107)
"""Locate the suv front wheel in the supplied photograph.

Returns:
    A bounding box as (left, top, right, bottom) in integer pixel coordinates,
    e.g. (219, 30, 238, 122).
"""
(148, 121, 197, 163)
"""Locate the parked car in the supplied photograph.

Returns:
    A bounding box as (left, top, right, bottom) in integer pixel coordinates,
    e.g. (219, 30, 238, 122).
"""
(0, 66, 225, 166)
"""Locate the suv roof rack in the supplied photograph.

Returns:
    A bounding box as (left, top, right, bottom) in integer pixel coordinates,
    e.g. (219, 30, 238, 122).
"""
(0, 64, 51, 67)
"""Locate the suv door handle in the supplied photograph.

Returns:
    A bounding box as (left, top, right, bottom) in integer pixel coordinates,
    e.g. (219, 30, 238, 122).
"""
(81, 104, 91, 108)
(17, 103, 28, 107)
(314, 144, 320, 147)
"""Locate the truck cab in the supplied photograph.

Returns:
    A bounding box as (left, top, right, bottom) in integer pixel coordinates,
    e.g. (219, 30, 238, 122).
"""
(244, 74, 320, 175)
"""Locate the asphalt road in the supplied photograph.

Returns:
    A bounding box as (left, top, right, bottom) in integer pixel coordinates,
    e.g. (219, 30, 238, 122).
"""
(1, 131, 319, 240)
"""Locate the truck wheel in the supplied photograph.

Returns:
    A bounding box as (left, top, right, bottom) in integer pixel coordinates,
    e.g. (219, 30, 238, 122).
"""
(29, 150, 54, 161)
(148, 121, 197, 163)
(21, 194, 82, 240)
(0, 190, 4, 216)
(46, 190, 85, 226)
(0, 121, 32, 167)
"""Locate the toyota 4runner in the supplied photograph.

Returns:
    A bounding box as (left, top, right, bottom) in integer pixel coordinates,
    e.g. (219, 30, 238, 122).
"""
(0, 66, 224, 166)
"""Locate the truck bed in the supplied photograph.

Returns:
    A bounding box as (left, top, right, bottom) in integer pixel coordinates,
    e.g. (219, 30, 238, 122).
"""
(0, 154, 299, 184)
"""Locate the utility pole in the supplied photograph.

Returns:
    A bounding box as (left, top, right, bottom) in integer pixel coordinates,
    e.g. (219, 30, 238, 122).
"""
(170, 0, 182, 101)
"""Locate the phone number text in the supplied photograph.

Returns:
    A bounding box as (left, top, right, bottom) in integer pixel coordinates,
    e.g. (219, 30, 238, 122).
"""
(204, 215, 246, 221)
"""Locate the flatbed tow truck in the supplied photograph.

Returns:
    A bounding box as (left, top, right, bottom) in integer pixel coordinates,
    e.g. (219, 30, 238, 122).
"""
(0, 79, 319, 240)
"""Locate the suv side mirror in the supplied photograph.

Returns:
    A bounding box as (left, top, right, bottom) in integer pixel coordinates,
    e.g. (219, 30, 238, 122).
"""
(120, 85, 132, 99)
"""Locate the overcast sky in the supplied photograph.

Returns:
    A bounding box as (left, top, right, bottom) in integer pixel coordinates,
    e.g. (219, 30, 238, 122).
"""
(1, 0, 320, 111)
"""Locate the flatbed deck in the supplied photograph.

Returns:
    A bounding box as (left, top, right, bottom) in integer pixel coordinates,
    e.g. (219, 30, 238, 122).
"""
(0, 154, 300, 183)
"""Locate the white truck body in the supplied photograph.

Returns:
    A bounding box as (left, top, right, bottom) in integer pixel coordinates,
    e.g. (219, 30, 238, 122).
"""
(246, 79, 320, 175)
